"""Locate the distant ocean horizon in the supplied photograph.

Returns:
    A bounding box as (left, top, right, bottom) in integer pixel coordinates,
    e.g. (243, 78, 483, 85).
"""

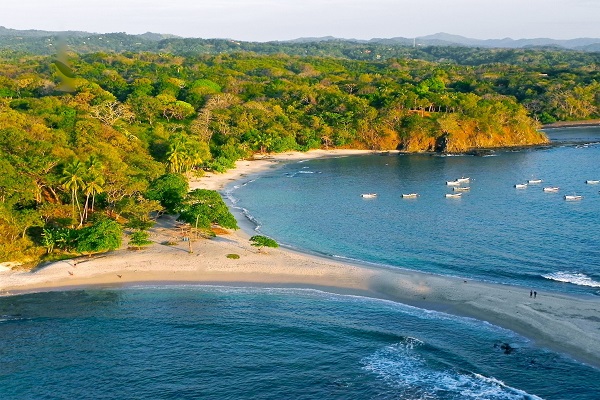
(229, 126, 600, 297)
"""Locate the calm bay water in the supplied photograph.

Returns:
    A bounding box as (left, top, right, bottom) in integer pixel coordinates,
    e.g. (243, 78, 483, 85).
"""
(2, 128, 600, 399)
(2, 286, 600, 400)
(230, 127, 600, 296)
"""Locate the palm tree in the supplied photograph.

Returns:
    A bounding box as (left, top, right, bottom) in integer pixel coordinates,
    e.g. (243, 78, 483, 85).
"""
(250, 131, 273, 154)
(167, 141, 185, 173)
(83, 175, 105, 222)
(59, 159, 85, 226)
(82, 156, 105, 222)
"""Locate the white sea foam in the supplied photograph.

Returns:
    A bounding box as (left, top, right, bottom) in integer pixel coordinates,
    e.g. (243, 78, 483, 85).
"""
(224, 179, 256, 204)
(362, 340, 543, 400)
(223, 190, 238, 205)
(542, 271, 600, 288)
(240, 207, 261, 231)
(576, 142, 600, 148)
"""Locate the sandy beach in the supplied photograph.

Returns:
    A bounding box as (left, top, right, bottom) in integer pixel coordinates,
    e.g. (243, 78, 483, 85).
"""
(1, 149, 600, 369)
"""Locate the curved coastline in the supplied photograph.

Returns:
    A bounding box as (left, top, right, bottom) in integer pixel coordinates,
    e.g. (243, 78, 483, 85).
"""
(1, 149, 600, 369)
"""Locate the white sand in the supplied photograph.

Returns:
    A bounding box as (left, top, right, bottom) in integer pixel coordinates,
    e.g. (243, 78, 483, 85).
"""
(1, 149, 599, 368)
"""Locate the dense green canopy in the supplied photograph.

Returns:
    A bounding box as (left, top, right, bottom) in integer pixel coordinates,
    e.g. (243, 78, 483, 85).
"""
(0, 45, 597, 265)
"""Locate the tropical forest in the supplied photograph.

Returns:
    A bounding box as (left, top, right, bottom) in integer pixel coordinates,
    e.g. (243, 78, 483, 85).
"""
(1, 30, 599, 265)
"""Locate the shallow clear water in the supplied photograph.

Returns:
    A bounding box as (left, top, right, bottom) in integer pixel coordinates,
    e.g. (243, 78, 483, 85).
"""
(230, 127, 600, 296)
(1, 286, 599, 399)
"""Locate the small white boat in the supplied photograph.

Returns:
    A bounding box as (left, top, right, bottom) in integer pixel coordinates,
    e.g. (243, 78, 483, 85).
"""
(586, 180, 600, 184)
(445, 193, 462, 198)
(453, 186, 470, 192)
(457, 177, 470, 183)
(528, 179, 543, 184)
(543, 187, 559, 192)
(402, 193, 419, 198)
(446, 180, 461, 186)
(514, 183, 528, 189)
(361, 193, 377, 198)
(564, 195, 583, 201)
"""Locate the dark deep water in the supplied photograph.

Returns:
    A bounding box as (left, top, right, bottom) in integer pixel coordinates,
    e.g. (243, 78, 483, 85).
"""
(2, 286, 599, 399)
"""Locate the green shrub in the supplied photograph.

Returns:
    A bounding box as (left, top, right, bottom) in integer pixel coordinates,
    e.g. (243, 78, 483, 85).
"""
(129, 230, 152, 248)
(249, 235, 278, 250)
(76, 218, 123, 254)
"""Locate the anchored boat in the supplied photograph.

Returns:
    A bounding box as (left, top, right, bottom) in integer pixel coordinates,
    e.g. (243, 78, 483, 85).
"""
(453, 186, 470, 192)
(564, 195, 583, 201)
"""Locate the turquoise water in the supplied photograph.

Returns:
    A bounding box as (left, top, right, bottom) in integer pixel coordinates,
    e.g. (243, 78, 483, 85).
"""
(230, 127, 600, 296)
(2, 286, 599, 399)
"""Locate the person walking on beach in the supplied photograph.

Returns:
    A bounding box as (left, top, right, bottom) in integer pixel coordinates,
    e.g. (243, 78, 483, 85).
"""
(534, 291, 537, 299)
(530, 290, 533, 298)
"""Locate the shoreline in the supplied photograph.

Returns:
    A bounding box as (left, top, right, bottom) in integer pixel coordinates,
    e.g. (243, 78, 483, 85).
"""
(542, 119, 600, 129)
(2, 149, 600, 369)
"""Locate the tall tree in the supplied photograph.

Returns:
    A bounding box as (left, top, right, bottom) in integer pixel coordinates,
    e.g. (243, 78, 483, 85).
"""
(59, 159, 85, 226)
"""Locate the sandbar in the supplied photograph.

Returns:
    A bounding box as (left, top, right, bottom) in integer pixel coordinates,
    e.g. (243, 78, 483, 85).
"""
(1, 149, 599, 369)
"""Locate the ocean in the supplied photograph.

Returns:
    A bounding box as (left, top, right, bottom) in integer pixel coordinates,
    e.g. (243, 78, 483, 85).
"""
(1, 286, 599, 399)
(2, 127, 599, 399)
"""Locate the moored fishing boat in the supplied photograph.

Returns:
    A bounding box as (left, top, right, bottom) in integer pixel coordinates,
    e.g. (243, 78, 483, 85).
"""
(445, 193, 462, 198)
(564, 194, 583, 201)
(457, 177, 470, 183)
(446, 180, 461, 186)
(586, 180, 599, 184)
(401, 193, 419, 198)
(543, 187, 560, 192)
(361, 193, 377, 198)
(514, 183, 528, 189)
(528, 179, 543, 184)
(453, 186, 470, 192)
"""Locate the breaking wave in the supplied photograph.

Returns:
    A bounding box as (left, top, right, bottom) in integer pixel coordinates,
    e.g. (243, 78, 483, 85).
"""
(542, 272, 600, 288)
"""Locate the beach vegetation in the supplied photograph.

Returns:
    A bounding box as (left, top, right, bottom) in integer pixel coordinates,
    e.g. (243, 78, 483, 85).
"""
(129, 230, 152, 249)
(226, 253, 240, 259)
(125, 217, 155, 231)
(75, 218, 123, 254)
(249, 235, 279, 251)
(177, 189, 239, 234)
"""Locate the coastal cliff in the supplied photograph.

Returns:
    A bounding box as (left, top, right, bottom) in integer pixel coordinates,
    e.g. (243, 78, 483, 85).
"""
(393, 112, 549, 153)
